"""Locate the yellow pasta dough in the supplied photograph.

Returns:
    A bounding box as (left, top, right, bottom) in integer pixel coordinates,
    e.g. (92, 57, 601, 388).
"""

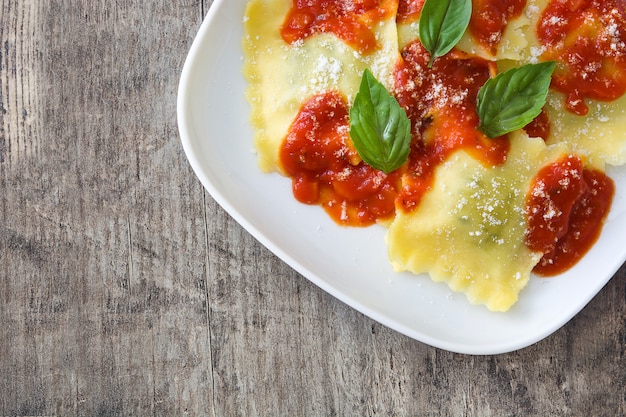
(543, 92, 626, 168)
(387, 132, 571, 311)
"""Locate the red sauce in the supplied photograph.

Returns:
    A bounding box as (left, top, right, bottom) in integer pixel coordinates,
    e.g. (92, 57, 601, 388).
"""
(279, 92, 401, 226)
(397, 0, 424, 24)
(469, 0, 527, 55)
(394, 42, 509, 211)
(525, 155, 586, 253)
(281, 0, 397, 54)
(537, 0, 626, 115)
(524, 109, 551, 141)
(525, 156, 614, 276)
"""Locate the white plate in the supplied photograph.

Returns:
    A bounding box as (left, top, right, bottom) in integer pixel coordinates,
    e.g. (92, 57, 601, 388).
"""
(177, 0, 626, 355)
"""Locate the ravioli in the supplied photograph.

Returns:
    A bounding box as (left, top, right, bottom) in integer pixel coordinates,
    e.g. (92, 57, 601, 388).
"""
(387, 132, 570, 311)
(544, 93, 626, 167)
(243, 0, 621, 311)
(495, 0, 626, 166)
(243, 0, 400, 173)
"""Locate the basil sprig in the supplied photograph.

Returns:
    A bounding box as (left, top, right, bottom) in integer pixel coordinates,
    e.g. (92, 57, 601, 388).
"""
(419, 0, 472, 67)
(349, 69, 412, 174)
(477, 62, 556, 138)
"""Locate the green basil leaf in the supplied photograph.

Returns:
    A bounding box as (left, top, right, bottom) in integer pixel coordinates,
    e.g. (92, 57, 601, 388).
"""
(419, 0, 472, 67)
(477, 61, 556, 138)
(349, 69, 412, 174)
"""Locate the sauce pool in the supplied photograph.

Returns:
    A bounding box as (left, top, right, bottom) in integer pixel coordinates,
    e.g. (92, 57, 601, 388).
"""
(281, 0, 396, 54)
(469, 0, 527, 55)
(279, 92, 401, 226)
(525, 156, 615, 276)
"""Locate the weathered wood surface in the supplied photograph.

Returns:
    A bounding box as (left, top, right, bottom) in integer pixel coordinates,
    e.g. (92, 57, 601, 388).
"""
(1, 1, 625, 416)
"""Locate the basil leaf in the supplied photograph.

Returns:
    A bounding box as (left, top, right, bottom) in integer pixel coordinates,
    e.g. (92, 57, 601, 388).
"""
(477, 61, 556, 138)
(349, 69, 412, 174)
(419, 0, 472, 67)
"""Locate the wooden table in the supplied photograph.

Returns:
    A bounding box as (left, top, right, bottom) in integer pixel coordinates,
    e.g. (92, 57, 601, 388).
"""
(1, 1, 625, 415)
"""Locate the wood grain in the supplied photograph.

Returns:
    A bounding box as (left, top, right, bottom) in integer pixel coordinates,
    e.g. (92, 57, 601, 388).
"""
(1, 1, 625, 416)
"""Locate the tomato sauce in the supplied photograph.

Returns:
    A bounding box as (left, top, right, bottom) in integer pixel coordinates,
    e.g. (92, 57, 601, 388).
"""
(394, 42, 509, 211)
(281, 0, 396, 54)
(523, 109, 551, 141)
(525, 156, 614, 276)
(397, 0, 424, 23)
(279, 92, 401, 226)
(537, 0, 626, 115)
(469, 0, 527, 55)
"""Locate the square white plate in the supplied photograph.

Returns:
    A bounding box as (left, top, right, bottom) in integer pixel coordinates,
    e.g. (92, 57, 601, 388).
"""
(177, 0, 626, 354)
